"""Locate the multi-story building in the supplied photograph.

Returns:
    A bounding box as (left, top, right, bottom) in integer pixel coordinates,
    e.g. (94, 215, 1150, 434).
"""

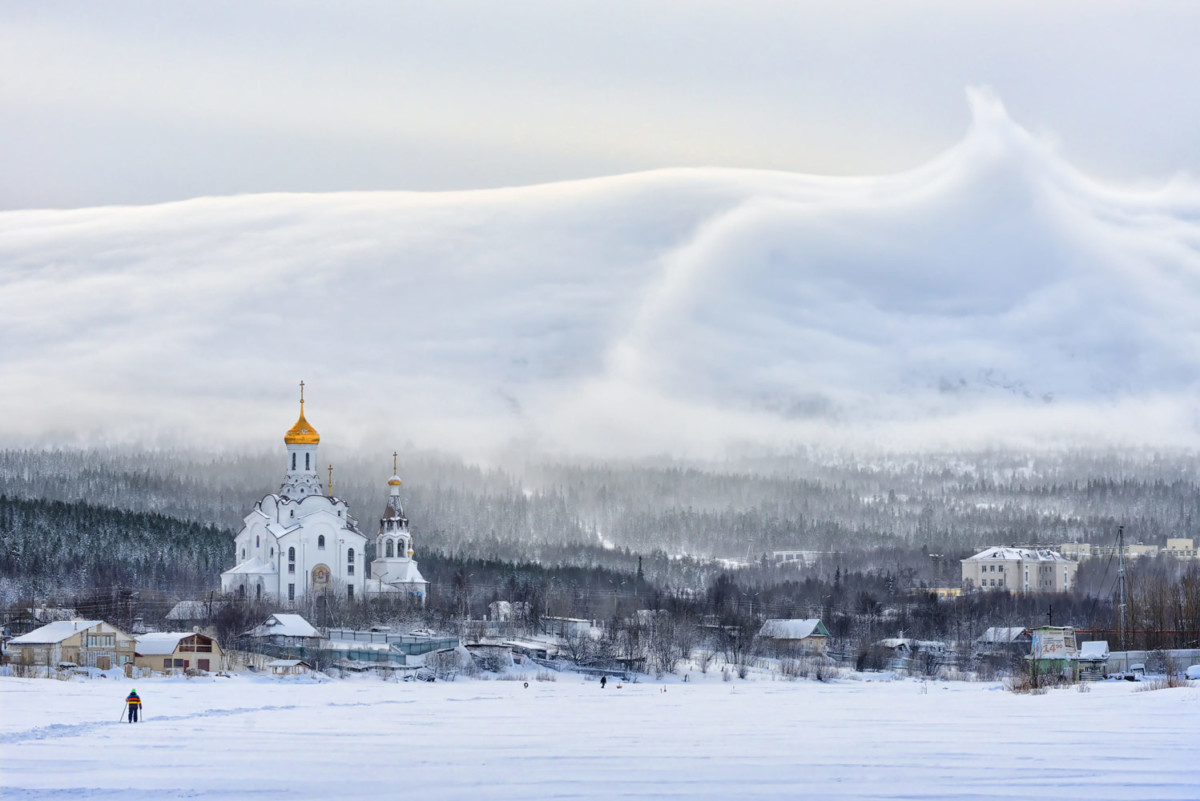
(1165, 538, 1197, 559)
(961, 547, 1077, 594)
(1063, 542, 1160, 561)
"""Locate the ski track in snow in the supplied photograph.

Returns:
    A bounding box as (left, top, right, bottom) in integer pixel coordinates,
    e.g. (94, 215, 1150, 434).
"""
(0, 698, 421, 744)
(1, 676, 1198, 800)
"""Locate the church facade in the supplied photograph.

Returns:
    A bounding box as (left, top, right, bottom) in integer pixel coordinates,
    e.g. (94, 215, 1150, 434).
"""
(220, 389, 429, 606)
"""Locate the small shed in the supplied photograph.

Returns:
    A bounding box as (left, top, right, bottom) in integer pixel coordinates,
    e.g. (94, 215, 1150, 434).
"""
(758, 619, 830, 653)
(268, 659, 313, 676)
(1078, 641, 1110, 680)
(135, 632, 223, 673)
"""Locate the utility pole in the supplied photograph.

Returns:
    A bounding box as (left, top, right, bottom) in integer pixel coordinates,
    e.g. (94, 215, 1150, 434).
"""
(1117, 525, 1127, 665)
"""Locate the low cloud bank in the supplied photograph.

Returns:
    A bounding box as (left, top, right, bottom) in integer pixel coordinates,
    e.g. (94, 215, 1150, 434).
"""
(2, 90, 1198, 458)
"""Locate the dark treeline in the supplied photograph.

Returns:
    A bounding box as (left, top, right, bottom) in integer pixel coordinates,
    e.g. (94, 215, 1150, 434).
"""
(2, 448, 1199, 566)
(3, 446, 1200, 658)
(0, 494, 229, 603)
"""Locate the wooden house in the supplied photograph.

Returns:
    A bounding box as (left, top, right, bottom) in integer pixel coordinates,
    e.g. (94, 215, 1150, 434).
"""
(134, 631, 223, 673)
(7, 620, 136, 671)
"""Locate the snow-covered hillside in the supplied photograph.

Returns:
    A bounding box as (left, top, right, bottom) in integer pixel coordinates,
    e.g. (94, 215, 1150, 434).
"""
(2, 674, 1197, 799)
(3, 90, 1199, 457)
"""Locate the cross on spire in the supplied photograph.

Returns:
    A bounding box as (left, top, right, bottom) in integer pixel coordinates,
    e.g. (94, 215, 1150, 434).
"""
(393, 451, 398, 474)
(327, 464, 333, 495)
(299, 380, 305, 406)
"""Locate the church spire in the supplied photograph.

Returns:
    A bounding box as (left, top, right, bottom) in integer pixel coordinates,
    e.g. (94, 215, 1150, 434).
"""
(284, 380, 320, 445)
(280, 383, 322, 499)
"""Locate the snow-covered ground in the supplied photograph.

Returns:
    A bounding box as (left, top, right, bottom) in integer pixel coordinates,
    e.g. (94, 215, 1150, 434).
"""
(2, 673, 1197, 800)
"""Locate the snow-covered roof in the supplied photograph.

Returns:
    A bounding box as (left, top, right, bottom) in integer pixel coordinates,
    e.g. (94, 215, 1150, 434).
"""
(964, 547, 1074, 563)
(166, 600, 226, 620)
(385, 561, 427, 584)
(135, 632, 213, 656)
(758, 619, 829, 640)
(223, 557, 278, 576)
(1079, 641, 1110, 659)
(9, 620, 103, 645)
(248, 614, 318, 639)
(978, 627, 1029, 643)
(26, 607, 78, 623)
(268, 659, 310, 668)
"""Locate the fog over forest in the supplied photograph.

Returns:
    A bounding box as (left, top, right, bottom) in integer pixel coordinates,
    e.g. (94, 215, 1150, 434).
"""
(3, 444, 1197, 578)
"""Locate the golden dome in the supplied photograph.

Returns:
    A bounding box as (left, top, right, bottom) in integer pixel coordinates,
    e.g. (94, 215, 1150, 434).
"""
(388, 475, 403, 487)
(284, 402, 320, 445)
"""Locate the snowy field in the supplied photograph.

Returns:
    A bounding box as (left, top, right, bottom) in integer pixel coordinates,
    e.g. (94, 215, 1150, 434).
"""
(2, 673, 1198, 800)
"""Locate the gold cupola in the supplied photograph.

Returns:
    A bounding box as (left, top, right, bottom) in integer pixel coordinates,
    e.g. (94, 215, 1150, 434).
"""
(284, 381, 320, 445)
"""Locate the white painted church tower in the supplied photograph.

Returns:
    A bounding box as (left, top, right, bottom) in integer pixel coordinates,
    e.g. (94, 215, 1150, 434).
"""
(365, 453, 429, 604)
(221, 385, 432, 606)
(221, 384, 367, 604)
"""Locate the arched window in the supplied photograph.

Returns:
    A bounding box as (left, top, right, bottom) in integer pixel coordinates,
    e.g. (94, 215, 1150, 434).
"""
(270, 547, 274, 557)
(241, 548, 246, 559)
(256, 583, 262, 600)
(305, 453, 310, 470)
(386, 540, 394, 558)
(238, 584, 245, 597)
(291, 453, 296, 470)
(288, 547, 296, 561)
(348, 549, 355, 563)
(256, 535, 260, 547)
(318, 535, 325, 550)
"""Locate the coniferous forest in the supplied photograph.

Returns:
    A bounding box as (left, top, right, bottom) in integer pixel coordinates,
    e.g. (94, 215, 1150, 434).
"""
(1, 446, 1198, 652)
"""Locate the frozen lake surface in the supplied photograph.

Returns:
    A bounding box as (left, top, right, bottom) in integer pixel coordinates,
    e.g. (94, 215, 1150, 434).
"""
(2, 673, 1197, 799)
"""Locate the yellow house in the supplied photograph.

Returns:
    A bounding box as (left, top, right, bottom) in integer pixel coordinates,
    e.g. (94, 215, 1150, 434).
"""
(134, 632, 224, 673)
(7, 620, 136, 671)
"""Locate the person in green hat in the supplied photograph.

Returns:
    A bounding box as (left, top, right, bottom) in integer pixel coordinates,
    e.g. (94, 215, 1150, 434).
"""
(125, 689, 142, 723)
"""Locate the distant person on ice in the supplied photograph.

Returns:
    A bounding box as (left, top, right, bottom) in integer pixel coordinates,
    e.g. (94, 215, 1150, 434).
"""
(126, 689, 142, 723)
(600, 675, 607, 688)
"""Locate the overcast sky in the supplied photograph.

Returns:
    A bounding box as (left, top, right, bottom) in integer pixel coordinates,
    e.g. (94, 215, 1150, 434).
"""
(3, 1, 1200, 210)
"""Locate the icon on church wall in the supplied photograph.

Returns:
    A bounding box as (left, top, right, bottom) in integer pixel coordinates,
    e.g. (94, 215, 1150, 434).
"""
(312, 565, 331, 586)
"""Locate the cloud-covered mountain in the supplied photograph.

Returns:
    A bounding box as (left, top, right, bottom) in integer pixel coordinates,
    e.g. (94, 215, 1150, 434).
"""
(2, 90, 1198, 458)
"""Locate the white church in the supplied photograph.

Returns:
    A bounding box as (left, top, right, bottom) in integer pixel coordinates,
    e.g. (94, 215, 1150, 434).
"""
(220, 387, 429, 605)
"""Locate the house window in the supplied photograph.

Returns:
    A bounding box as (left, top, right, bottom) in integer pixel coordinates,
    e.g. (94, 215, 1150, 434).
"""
(318, 535, 325, 550)
(348, 548, 354, 563)
(288, 583, 295, 601)
(347, 585, 354, 600)
(289, 547, 296, 561)
(163, 659, 171, 669)
(256, 584, 262, 600)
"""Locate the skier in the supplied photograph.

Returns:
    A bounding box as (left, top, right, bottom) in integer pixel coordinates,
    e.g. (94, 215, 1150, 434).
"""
(600, 675, 607, 688)
(125, 689, 142, 723)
